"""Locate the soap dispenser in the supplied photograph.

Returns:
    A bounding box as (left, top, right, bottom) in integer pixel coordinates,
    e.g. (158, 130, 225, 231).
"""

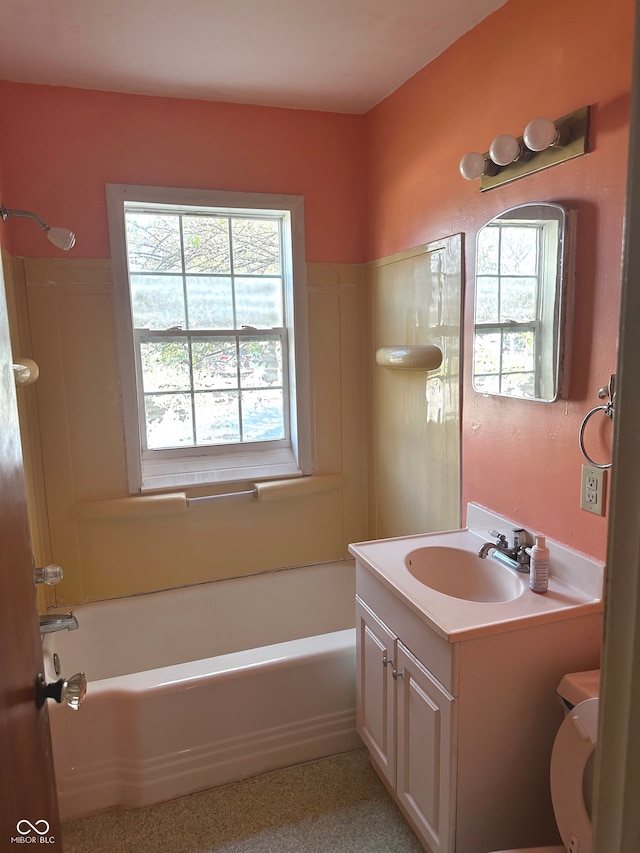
(529, 535, 549, 594)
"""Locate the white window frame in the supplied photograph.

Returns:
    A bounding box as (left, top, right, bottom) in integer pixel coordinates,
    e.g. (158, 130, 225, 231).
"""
(106, 184, 312, 493)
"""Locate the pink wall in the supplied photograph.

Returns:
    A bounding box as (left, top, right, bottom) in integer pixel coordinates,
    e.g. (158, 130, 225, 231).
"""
(365, 0, 634, 560)
(0, 83, 365, 263)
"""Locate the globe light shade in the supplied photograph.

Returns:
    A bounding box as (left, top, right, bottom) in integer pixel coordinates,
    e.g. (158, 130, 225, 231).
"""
(523, 116, 570, 151)
(523, 117, 557, 151)
(489, 134, 523, 166)
(459, 152, 487, 180)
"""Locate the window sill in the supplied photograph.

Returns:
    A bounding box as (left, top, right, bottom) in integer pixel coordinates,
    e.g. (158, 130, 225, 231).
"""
(139, 447, 305, 493)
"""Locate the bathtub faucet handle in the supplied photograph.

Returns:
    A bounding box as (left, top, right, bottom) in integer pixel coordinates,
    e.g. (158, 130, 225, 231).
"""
(39, 612, 79, 634)
(37, 671, 87, 710)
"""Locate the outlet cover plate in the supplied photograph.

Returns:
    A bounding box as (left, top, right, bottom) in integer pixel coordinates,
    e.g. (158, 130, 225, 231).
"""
(580, 464, 606, 515)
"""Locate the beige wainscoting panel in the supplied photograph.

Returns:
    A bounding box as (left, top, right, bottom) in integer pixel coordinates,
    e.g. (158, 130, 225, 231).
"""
(2, 251, 56, 611)
(308, 290, 343, 473)
(307, 262, 369, 550)
(14, 257, 367, 604)
(22, 259, 120, 604)
(75, 491, 346, 600)
(366, 236, 463, 539)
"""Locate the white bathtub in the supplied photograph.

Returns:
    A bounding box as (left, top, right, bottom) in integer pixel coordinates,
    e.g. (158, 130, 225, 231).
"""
(43, 560, 360, 820)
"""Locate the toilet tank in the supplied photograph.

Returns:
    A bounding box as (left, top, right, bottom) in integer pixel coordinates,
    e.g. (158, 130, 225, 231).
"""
(557, 668, 601, 709)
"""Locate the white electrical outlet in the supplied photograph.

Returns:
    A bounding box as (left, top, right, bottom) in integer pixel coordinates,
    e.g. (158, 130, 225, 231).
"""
(580, 464, 606, 515)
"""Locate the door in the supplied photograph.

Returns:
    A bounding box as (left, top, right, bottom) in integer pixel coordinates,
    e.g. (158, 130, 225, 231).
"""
(355, 597, 396, 786)
(594, 4, 640, 850)
(0, 271, 61, 845)
(395, 641, 456, 853)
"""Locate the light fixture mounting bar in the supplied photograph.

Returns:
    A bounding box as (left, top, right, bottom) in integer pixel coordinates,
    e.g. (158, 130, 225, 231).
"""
(479, 105, 590, 191)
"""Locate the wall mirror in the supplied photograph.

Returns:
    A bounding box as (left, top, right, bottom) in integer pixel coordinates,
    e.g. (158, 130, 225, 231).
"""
(472, 202, 575, 402)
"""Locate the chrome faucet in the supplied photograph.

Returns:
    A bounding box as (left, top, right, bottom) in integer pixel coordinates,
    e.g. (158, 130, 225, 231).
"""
(39, 613, 79, 634)
(477, 530, 509, 559)
(477, 528, 534, 573)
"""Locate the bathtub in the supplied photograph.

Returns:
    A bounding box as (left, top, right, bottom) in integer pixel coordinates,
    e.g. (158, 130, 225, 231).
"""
(43, 560, 360, 820)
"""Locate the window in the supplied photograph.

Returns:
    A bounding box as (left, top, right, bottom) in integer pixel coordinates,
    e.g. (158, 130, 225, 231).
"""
(107, 185, 311, 493)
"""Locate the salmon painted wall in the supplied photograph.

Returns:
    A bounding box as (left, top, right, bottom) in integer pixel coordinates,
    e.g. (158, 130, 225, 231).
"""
(0, 83, 365, 264)
(365, 0, 634, 561)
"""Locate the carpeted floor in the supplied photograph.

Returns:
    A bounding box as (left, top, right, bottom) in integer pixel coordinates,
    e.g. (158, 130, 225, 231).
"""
(62, 749, 425, 853)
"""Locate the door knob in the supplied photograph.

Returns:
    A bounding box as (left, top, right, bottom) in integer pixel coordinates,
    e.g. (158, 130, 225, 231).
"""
(34, 564, 64, 585)
(37, 672, 87, 710)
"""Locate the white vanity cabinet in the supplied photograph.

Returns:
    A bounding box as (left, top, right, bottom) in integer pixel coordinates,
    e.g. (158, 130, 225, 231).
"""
(354, 559, 603, 853)
(356, 596, 456, 853)
(356, 599, 455, 853)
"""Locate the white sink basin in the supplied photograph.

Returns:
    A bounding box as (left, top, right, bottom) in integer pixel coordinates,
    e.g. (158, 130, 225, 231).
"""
(350, 504, 605, 641)
(405, 546, 524, 602)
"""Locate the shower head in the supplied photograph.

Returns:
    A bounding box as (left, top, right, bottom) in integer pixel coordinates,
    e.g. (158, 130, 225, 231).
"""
(1, 203, 76, 251)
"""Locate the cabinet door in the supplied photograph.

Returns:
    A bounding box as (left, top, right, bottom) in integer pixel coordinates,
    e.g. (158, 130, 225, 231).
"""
(396, 641, 456, 853)
(355, 597, 396, 786)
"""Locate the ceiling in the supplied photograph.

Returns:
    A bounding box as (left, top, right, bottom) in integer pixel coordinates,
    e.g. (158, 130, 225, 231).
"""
(0, 0, 508, 114)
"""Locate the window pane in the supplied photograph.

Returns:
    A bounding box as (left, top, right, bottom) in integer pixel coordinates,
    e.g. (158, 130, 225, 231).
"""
(474, 374, 500, 394)
(502, 330, 535, 372)
(239, 339, 282, 388)
(500, 227, 538, 276)
(145, 393, 194, 449)
(477, 227, 499, 274)
(235, 277, 283, 328)
(192, 338, 238, 389)
(475, 277, 499, 323)
(502, 373, 535, 398)
(500, 278, 537, 322)
(131, 275, 185, 329)
(182, 216, 230, 273)
(186, 276, 234, 329)
(126, 213, 183, 273)
(231, 219, 281, 275)
(194, 391, 240, 444)
(241, 389, 285, 441)
(140, 340, 191, 392)
(473, 331, 501, 375)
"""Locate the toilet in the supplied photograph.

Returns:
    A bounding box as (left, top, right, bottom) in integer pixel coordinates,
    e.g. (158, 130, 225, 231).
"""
(489, 669, 600, 853)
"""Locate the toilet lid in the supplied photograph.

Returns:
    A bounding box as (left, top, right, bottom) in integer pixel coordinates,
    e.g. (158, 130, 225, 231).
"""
(550, 697, 598, 853)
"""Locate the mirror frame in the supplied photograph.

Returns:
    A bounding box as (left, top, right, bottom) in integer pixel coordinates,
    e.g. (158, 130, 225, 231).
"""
(472, 202, 576, 402)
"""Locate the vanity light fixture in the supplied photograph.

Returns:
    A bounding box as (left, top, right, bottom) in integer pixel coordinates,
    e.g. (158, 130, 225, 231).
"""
(0, 203, 76, 250)
(459, 105, 590, 191)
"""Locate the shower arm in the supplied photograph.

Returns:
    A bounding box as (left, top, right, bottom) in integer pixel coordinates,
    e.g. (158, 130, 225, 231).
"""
(1, 204, 53, 231)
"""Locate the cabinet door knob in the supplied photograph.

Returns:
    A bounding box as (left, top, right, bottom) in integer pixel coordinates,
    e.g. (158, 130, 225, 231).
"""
(382, 656, 394, 668)
(392, 669, 404, 680)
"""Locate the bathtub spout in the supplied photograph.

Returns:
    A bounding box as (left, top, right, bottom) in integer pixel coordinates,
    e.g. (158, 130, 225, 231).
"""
(39, 613, 79, 634)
